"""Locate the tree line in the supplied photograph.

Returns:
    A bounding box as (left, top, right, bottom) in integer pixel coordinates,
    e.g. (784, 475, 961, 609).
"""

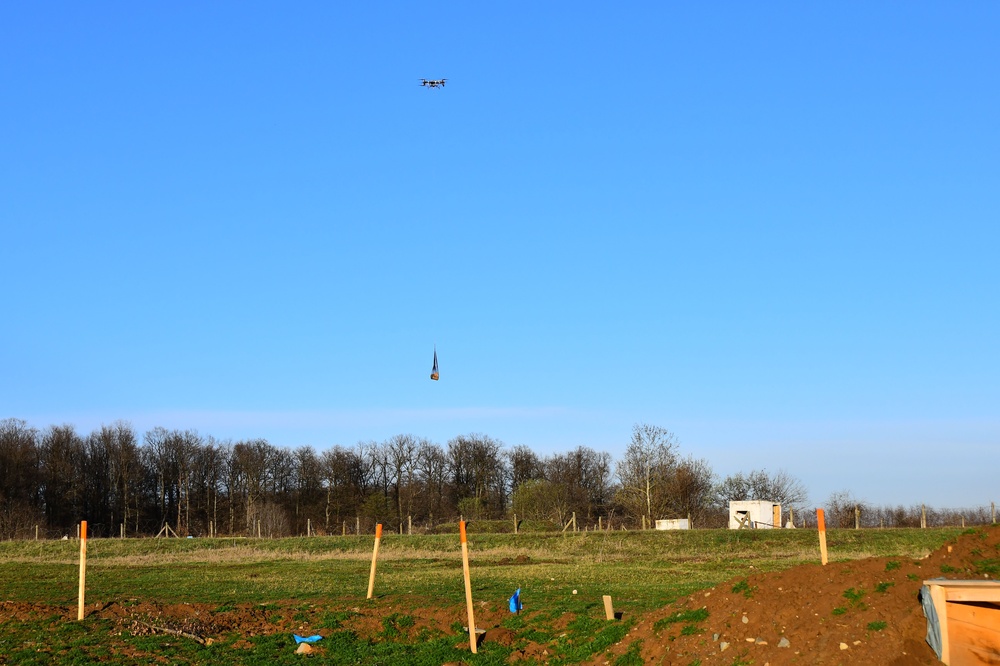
(0, 418, 989, 539)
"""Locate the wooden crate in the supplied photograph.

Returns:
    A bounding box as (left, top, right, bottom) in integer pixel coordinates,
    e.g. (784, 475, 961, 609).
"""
(924, 580, 1000, 665)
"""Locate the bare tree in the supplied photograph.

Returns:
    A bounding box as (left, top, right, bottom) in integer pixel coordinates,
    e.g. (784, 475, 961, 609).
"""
(230, 439, 275, 534)
(0, 419, 41, 539)
(664, 455, 716, 524)
(415, 439, 447, 525)
(511, 478, 569, 524)
(291, 446, 323, 534)
(447, 433, 508, 519)
(716, 469, 808, 512)
(320, 443, 373, 531)
(190, 436, 225, 535)
(508, 445, 544, 490)
(40, 425, 87, 533)
(616, 424, 679, 525)
(385, 434, 418, 527)
(826, 489, 870, 529)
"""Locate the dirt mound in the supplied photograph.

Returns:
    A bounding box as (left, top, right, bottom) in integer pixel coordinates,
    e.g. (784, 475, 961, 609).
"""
(592, 526, 1000, 665)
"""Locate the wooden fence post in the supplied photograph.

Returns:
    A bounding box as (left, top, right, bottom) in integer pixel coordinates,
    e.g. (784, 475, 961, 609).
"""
(460, 521, 478, 654)
(367, 523, 383, 599)
(817, 509, 828, 565)
(77, 521, 88, 620)
(603, 595, 615, 621)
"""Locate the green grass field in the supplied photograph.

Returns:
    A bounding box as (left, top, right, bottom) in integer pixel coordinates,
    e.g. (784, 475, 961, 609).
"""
(0, 527, 966, 664)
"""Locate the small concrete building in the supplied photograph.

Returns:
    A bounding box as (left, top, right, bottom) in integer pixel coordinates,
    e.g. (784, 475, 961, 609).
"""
(655, 518, 690, 530)
(728, 500, 782, 529)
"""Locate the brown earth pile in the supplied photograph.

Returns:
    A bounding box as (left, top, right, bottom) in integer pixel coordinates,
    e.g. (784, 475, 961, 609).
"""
(591, 526, 1000, 665)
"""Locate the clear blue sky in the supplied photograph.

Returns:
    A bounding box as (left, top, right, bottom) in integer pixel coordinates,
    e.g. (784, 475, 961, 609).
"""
(3, 3, 997, 508)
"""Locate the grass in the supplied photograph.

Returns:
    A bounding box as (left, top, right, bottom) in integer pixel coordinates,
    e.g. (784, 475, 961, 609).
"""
(0, 527, 967, 664)
(730, 578, 755, 598)
(653, 607, 710, 632)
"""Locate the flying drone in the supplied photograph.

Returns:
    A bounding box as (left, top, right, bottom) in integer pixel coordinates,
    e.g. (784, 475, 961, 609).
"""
(420, 78, 447, 89)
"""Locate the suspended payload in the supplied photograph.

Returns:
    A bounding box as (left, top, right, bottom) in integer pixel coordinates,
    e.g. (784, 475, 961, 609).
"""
(430, 347, 439, 381)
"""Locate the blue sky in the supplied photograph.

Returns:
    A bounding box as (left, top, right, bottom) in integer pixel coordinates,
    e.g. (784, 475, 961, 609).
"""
(3, 3, 998, 508)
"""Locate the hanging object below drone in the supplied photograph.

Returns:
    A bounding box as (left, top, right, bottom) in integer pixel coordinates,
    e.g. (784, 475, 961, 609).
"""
(430, 347, 439, 381)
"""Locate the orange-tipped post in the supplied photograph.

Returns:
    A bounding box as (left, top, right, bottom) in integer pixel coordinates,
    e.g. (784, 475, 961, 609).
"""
(367, 523, 383, 599)
(817, 508, 828, 565)
(77, 521, 88, 620)
(460, 521, 478, 653)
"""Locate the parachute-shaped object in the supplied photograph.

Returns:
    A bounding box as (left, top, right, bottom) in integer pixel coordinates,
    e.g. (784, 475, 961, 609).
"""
(430, 347, 439, 381)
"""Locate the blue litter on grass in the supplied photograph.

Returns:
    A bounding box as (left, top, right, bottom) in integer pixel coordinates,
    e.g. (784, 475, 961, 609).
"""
(293, 634, 323, 643)
(509, 588, 522, 613)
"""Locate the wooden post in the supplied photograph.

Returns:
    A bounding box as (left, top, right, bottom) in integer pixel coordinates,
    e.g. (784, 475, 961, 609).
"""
(992, 502, 996, 524)
(77, 521, 88, 620)
(921, 504, 927, 529)
(514, 513, 518, 534)
(35, 525, 38, 541)
(817, 509, 828, 565)
(603, 595, 615, 621)
(572, 512, 577, 532)
(641, 515, 647, 530)
(342, 520, 346, 536)
(408, 515, 412, 535)
(366, 523, 383, 599)
(460, 520, 478, 654)
(598, 516, 602, 531)
(855, 505, 860, 530)
(356, 516, 360, 535)
(789, 508, 794, 527)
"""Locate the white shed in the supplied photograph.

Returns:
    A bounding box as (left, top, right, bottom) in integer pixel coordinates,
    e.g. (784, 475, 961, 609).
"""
(728, 500, 782, 529)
